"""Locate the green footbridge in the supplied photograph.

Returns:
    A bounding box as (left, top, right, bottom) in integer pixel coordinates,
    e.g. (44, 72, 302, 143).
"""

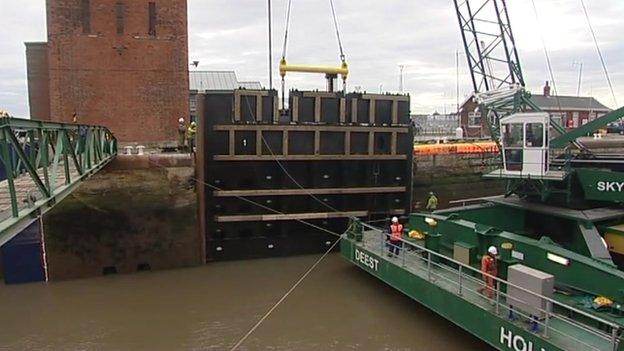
(0, 118, 116, 247)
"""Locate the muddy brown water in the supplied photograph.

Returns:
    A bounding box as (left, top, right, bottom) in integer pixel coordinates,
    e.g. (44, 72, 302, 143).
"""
(0, 181, 501, 350)
(0, 254, 491, 350)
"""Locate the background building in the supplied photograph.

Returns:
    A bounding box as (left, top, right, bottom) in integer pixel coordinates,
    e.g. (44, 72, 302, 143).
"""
(189, 70, 262, 122)
(459, 81, 611, 138)
(26, 0, 189, 144)
(531, 82, 611, 128)
(412, 112, 459, 140)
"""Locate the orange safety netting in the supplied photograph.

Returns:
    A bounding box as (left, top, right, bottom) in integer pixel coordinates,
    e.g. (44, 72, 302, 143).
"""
(413, 142, 499, 155)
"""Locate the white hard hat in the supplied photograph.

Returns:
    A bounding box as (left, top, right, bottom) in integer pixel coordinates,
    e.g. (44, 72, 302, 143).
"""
(488, 246, 498, 256)
(391, 217, 399, 223)
(178, 117, 185, 123)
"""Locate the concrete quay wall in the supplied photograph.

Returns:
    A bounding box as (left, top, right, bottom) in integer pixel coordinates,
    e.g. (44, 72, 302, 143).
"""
(42, 154, 202, 280)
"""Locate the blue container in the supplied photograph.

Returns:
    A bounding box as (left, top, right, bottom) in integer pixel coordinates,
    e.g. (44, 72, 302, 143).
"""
(1, 220, 46, 284)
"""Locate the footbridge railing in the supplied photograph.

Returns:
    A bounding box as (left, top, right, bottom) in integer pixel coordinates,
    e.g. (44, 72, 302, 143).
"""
(0, 118, 117, 246)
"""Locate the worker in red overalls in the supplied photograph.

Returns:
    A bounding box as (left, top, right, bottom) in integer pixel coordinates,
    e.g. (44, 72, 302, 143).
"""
(388, 217, 403, 257)
(480, 246, 498, 299)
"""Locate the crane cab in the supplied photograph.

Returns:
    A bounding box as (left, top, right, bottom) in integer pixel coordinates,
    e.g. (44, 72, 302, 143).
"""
(500, 112, 550, 177)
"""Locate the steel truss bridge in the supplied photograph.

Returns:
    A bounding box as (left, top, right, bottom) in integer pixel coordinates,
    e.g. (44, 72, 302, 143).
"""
(0, 118, 116, 246)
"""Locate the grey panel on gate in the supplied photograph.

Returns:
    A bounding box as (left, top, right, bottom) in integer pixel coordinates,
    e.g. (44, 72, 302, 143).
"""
(240, 95, 257, 122)
(398, 101, 410, 124)
(397, 133, 412, 153)
(320, 131, 344, 155)
(350, 132, 368, 154)
(357, 99, 370, 124)
(507, 264, 554, 318)
(261, 131, 283, 155)
(375, 100, 393, 125)
(321, 97, 340, 124)
(210, 131, 229, 155)
(288, 131, 314, 155)
(204, 92, 234, 124)
(299, 97, 315, 122)
(234, 131, 256, 155)
(261, 95, 275, 123)
(374, 132, 392, 154)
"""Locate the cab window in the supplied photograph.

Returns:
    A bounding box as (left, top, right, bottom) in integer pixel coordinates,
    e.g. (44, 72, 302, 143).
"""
(525, 123, 544, 147)
(503, 123, 523, 147)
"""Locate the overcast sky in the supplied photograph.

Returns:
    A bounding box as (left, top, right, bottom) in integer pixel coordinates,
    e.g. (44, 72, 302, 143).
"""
(1, 0, 623, 116)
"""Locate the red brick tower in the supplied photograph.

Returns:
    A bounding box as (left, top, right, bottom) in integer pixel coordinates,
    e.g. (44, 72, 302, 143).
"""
(30, 0, 189, 144)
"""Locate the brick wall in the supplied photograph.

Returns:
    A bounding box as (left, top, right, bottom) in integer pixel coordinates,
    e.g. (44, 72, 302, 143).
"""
(46, 0, 189, 143)
(25, 42, 51, 121)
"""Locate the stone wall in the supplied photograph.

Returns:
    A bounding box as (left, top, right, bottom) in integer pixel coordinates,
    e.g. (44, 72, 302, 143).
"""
(42, 154, 201, 280)
(411, 151, 504, 210)
(413, 152, 500, 186)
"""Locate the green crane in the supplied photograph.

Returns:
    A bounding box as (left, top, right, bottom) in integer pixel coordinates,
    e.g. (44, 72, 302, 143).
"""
(454, 0, 624, 206)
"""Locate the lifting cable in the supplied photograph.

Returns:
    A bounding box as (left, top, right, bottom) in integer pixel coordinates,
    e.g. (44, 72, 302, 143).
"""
(280, 0, 294, 109)
(228, 234, 344, 351)
(242, 96, 343, 214)
(329, 0, 346, 63)
(531, 0, 589, 151)
(279, 0, 348, 109)
(280, 0, 293, 61)
(147, 157, 343, 240)
(221, 97, 367, 351)
(146, 157, 347, 351)
(280, 0, 346, 62)
(530, 0, 563, 114)
(579, 0, 618, 107)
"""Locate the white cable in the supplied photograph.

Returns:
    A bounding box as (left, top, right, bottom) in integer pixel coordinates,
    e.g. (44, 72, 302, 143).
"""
(241, 95, 345, 214)
(228, 235, 343, 351)
(579, 0, 618, 106)
(147, 157, 343, 239)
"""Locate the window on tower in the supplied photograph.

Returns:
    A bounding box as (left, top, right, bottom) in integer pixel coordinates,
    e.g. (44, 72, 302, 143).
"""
(81, 0, 91, 34)
(116, 1, 125, 35)
(148, 2, 157, 36)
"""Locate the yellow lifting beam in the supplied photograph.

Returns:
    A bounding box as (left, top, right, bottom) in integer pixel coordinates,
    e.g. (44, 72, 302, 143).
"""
(279, 58, 349, 80)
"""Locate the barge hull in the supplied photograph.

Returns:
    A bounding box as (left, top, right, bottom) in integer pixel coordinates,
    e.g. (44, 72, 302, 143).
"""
(340, 237, 608, 351)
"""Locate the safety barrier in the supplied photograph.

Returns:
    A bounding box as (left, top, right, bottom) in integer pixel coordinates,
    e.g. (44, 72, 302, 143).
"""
(413, 141, 499, 155)
(352, 222, 621, 351)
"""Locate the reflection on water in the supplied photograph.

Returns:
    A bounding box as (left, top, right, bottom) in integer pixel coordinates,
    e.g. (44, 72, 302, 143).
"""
(0, 181, 501, 350)
(0, 254, 491, 350)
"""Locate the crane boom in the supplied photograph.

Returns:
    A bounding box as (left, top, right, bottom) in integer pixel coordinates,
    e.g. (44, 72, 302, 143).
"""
(453, 0, 524, 93)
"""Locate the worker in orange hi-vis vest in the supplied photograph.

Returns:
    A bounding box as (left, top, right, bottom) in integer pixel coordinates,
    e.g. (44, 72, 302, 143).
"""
(388, 217, 403, 257)
(479, 246, 498, 299)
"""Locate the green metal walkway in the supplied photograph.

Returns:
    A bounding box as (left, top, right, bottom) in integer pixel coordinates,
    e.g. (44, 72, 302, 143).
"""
(0, 118, 116, 246)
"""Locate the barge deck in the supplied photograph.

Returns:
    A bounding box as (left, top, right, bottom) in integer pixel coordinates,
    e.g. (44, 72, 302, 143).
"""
(341, 225, 622, 351)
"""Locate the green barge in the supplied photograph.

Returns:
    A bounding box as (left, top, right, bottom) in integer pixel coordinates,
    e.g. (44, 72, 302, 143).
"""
(338, 94, 624, 350)
(341, 209, 624, 351)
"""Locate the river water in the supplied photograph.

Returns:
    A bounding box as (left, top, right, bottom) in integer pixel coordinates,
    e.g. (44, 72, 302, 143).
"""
(0, 181, 501, 350)
(0, 254, 491, 350)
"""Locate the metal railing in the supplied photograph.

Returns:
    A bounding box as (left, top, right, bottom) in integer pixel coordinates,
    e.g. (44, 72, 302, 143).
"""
(355, 222, 621, 351)
(485, 148, 574, 176)
(0, 118, 117, 246)
(448, 195, 504, 207)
